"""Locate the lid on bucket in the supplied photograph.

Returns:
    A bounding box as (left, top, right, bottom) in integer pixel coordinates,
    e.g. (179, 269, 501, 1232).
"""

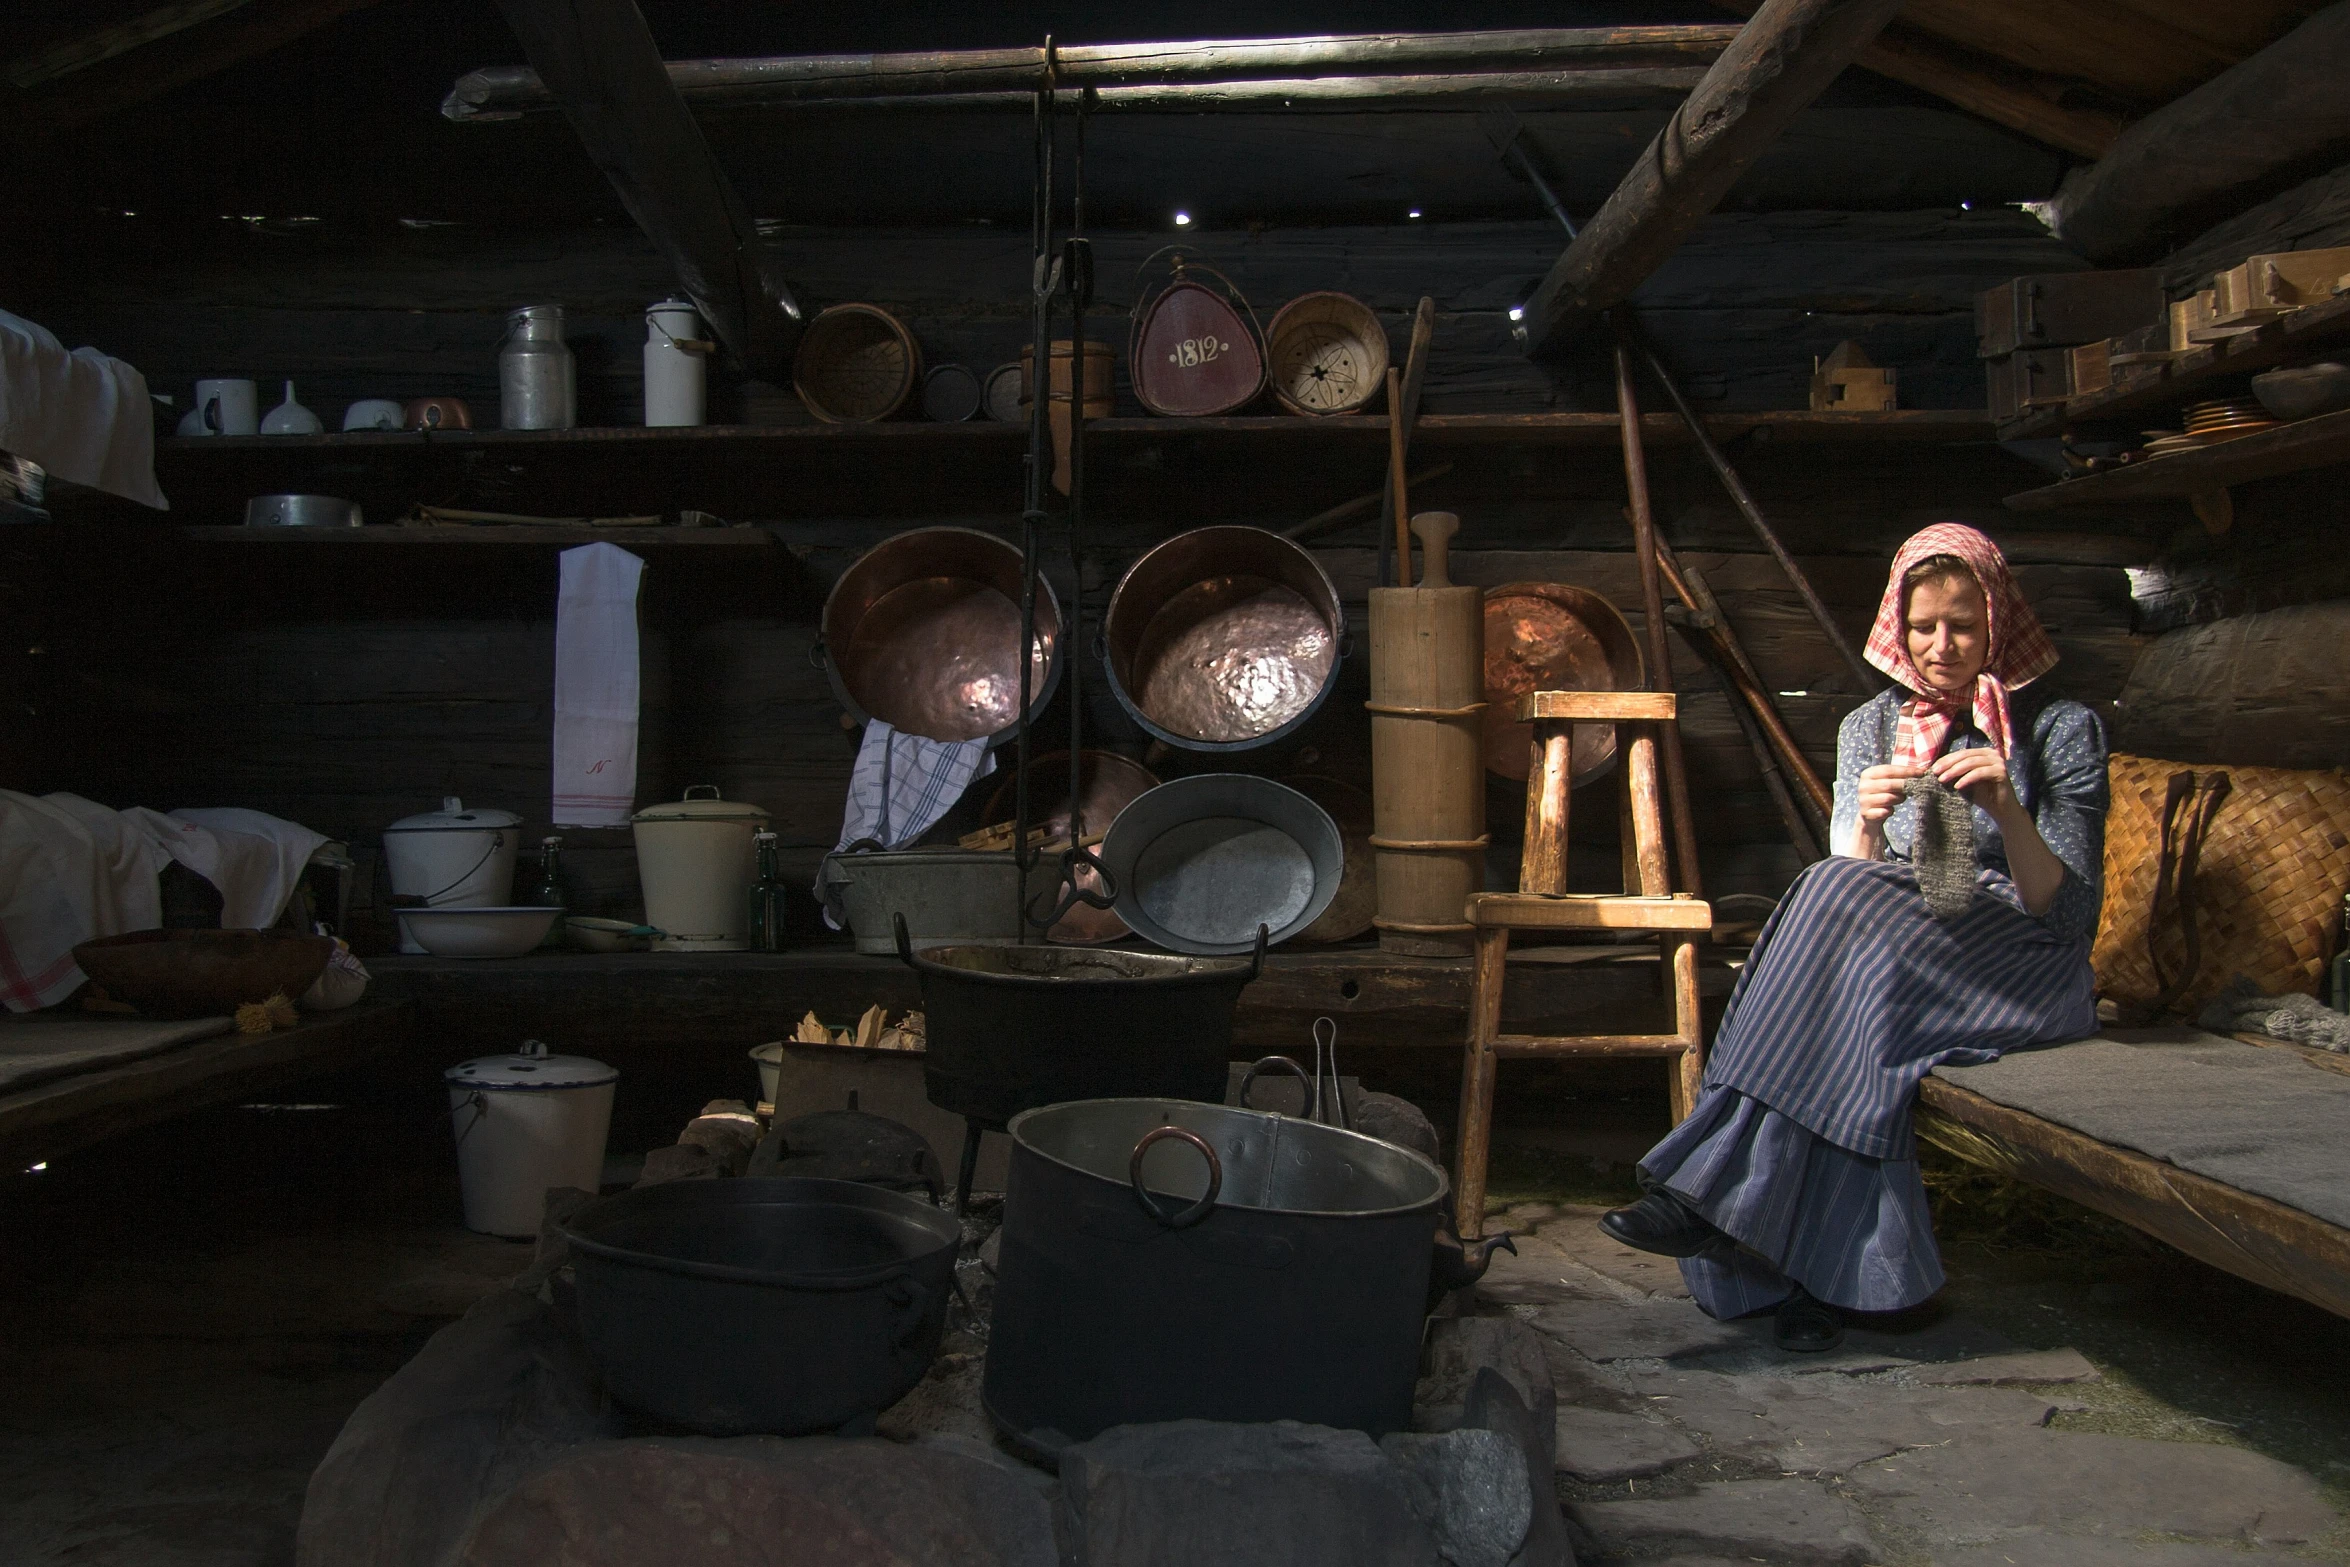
(446, 1038, 616, 1090)
(387, 796, 524, 834)
(633, 785, 770, 824)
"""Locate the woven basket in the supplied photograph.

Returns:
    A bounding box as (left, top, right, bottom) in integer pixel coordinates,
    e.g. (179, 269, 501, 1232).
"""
(2092, 752, 2350, 1014)
(793, 304, 920, 423)
(1265, 291, 1389, 416)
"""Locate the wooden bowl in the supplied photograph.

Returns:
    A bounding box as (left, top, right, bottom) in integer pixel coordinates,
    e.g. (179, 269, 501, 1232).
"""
(1265, 292, 1389, 417)
(793, 304, 921, 423)
(72, 929, 336, 1019)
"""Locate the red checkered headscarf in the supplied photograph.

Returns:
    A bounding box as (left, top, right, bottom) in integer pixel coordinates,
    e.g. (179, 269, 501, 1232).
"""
(1863, 523, 2057, 767)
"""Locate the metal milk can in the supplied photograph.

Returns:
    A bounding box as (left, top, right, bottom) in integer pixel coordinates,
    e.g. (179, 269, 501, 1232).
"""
(643, 297, 707, 427)
(499, 304, 576, 430)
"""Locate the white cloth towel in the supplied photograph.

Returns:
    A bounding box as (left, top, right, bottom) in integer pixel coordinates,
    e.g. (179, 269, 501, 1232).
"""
(0, 309, 165, 510)
(0, 794, 328, 1012)
(816, 721, 995, 926)
(552, 542, 645, 828)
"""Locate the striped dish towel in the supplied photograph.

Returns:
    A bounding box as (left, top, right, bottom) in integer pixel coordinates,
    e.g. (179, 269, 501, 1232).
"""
(816, 721, 995, 927)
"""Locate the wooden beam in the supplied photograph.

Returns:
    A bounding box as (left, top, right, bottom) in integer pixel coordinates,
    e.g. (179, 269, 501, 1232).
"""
(2045, 4, 2350, 263)
(1520, 0, 1910, 356)
(491, 0, 800, 380)
(442, 26, 1743, 119)
(3, 0, 384, 136)
(1709, 4, 2125, 156)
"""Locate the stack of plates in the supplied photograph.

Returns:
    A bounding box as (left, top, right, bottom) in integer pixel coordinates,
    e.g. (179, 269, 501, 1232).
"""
(2142, 398, 2279, 455)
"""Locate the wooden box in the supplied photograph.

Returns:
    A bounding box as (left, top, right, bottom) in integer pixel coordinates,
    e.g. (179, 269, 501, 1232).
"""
(1976, 269, 2165, 359)
(1985, 348, 2075, 424)
(2208, 246, 2350, 329)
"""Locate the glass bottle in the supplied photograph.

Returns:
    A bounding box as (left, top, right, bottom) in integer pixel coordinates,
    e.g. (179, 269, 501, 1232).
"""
(748, 829, 786, 953)
(528, 835, 567, 949)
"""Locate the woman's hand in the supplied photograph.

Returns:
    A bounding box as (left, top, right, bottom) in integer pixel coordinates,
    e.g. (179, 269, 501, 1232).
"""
(1930, 747, 2020, 822)
(1836, 762, 1917, 859)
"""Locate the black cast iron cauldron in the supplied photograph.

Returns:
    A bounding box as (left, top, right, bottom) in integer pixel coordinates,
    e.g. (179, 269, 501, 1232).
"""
(559, 1177, 959, 1436)
(983, 1097, 1449, 1457)
(895, 914, 1263, 1129)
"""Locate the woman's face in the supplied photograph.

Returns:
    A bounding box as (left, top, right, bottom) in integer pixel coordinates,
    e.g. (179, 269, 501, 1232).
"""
(1904, 571, 1989, 694)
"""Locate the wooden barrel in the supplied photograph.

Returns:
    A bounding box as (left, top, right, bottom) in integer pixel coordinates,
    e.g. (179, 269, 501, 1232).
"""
(793, 304, 921, 423)
(1266, 292, 1390, 417)
(1369, 513, 1486, 957)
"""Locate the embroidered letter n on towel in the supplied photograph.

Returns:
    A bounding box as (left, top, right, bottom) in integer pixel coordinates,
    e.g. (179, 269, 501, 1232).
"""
(552, 543, 645, 828)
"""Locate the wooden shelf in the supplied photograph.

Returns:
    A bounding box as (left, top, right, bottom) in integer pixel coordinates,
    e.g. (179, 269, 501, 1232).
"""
(157, 409, 1993, 459)
(2004, 406, 2350, 509)
(180, 524, 783, 546)
(1995, 292, 2350, 442)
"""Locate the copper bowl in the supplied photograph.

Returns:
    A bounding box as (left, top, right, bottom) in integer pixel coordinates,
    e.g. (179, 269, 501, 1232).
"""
(1102, 526, 1344, 752)
(820, 527, 1062, 746)
(982, 750, 1161, 945)
(1482, 583, 1644, 783)
(72, 928, 335, 1020)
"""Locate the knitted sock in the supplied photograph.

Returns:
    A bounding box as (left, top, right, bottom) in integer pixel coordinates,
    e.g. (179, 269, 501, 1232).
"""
(1904, 774, 1976, 921)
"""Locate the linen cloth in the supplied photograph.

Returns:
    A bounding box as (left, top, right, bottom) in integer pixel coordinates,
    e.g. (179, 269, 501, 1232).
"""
(815, 720, 995, 927)
(1640, 690, 2108, 1317)
(1862, 522, 2057, 768)
(0, 794, 330, 1012)
(0, 309, 165, 509)
(551, 543, 645, 827)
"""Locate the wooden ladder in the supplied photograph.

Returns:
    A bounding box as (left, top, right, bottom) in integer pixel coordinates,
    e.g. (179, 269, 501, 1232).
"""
(1453, 688, 1711, 1238)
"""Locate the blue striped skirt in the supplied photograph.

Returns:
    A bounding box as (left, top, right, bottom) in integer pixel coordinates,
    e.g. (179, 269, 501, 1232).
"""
(1640, 855, 2096, 1315)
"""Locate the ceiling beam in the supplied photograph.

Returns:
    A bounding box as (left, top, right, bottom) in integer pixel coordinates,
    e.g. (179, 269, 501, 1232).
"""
(4, 0, 382, 136)
(2044, 1, 2350, 262)
(1519, 0, 1909, 357)
(441, 26, 1741, 119)
(491, 0, 800, 379)
(1710, 3, 2125, 157)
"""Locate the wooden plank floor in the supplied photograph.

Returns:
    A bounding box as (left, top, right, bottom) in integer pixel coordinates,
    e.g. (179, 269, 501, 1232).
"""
(1918, 1076, 2350, 1323)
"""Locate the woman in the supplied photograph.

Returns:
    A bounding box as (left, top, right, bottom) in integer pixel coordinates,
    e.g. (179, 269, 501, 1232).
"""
(1599, 523, 2108, 1351)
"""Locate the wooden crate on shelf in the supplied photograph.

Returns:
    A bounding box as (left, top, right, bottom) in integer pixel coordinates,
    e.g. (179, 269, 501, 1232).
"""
(1985, 347, 2075, 423)
(1975, 269, 2165, 359)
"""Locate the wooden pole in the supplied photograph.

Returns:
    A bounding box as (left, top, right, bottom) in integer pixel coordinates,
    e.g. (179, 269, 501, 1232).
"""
(1386, 366, 1412, 586)
(443, 25, 1741, 118)
(490, 0, 801, 379)
(1520, 0, 1908, 355)
(1677, 623, 1821, 862)
(1283, 463, 1453, 543)
(1631, 326, 1877, 693)
(1613, 323, 1704, 900)
(1375, 298, 1437, 590)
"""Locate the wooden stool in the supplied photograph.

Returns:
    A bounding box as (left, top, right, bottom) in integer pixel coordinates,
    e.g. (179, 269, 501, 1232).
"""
(1455, 690, 1711, 1237)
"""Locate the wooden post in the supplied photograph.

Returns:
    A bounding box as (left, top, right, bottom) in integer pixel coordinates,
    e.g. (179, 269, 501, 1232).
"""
(1668, 933, 1704, 1121)
(491, 0, 802, 379)
(1520, 0, 1908, 354)
(1613, 329, 1704, 900)
(1519, 721, 1574, 895)
(1454, 925, 1511, 1238)
(1387, 366, 1412, 585)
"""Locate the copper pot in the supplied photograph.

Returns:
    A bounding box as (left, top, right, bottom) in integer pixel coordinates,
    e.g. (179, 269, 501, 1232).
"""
(1481, 583, 1644, 783)
(403, 397, 472, 431)
(1102, 526, 1344, 752)
(820, 527, 1061, 746)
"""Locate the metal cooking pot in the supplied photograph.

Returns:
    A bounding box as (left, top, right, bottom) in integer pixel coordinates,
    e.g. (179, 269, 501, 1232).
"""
(895, 916, 1263, 1130)
(984, 1097, 1447, 1454)
(245, 493, 362, 528)
(978, 749, 1161, 944)
(819, 845, 1023, 954)
(559, 1176, 959, 1437)
(1099, 774, 1343, 955)
(818, 527, 1062, 745)
(1102, 526, 1344, 751)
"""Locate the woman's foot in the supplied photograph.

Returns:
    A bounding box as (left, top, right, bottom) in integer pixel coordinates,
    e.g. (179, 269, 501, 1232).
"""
(1599, 1188, 1727, 1259)
(1773, 1286, 1844, 1353)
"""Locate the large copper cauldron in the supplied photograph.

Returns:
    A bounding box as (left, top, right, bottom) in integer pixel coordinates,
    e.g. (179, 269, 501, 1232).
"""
(979, 750, 1161, 945)
(1482, 583, 1643, 783)
(1103, 526, 1344, 752)
(820, 528, 1062, 746)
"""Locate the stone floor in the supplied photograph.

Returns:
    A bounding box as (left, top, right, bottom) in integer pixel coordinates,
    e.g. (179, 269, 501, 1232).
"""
(2, 1084, 2347, 1566)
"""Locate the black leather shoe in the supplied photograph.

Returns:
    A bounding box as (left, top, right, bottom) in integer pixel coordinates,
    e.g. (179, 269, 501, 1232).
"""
(1599, 1188, 1726, 1259)
(1773, 1286, 1844, 1353)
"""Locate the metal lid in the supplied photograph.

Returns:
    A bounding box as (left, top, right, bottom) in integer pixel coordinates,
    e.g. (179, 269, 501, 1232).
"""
(445, 1038, 616, 1090)
(632, 784, 770, 824)
(386, 796, 524, 833)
